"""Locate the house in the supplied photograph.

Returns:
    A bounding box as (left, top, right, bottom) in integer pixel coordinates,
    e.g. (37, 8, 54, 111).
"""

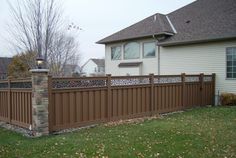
(62, 64, 77, 77)
(97, 0, 236, 99)
(0, 57, 12, 80)
(73, 65, 84, 77)
(80, 58, 105, 76)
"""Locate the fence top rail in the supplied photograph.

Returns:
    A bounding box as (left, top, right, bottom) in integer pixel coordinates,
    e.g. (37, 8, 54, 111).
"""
(51, 74, 214, 80)
(154, 74, 212, 77)
(186, 74, 213, 76)
(186, 75, 211, 78)
(10, 79, 32, 83)
(52, 76, 107, 81)
(111, 75, 150, 79)
(154, 75, 182, 78)
(203, 75, 214, 77)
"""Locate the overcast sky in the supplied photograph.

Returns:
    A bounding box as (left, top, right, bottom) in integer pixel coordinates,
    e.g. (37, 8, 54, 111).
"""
(0, 0, 195, 64)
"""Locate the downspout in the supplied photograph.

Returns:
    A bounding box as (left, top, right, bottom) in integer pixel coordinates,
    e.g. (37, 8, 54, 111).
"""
(158, 45, 160, 75)
(152, 35, 161, 75)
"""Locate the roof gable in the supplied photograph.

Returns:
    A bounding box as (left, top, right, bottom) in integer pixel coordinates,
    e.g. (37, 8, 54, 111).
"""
(91, 59, 105, 67)
(98, 0, 236, 45)
(97, 13, 174, 44)
(159, 0, 236, 46)
(82, 58, 105, 68)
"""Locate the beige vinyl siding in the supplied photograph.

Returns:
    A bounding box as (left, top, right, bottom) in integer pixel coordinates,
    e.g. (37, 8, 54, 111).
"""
(160, 40, 236, 94)
(105, 38, 158, 76)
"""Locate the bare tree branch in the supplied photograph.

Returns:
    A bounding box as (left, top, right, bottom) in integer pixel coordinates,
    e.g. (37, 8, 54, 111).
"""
(7, 0, 81, 76)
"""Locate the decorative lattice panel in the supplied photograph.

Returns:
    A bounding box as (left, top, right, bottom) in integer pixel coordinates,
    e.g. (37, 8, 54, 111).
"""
(154, 76, 182, 84)
(52, 79, 107, 89)
(111, 78, 150, 86)
(10, 81, 32, 89)
(185, 76, 199, 82)
(0, 82, 8, 89)
(204, 76, 212, 82)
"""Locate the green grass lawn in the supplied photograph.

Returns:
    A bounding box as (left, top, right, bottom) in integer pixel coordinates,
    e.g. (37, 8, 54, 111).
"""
(0, 107, 236, 158)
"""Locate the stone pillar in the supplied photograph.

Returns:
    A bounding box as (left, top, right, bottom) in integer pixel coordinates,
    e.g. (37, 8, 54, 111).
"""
(30, 69, 49, 136)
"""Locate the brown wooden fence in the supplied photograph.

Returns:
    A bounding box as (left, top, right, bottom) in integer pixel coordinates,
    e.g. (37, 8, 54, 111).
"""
(0, 73, 215, 132)
(48, 73, 215, 132)
(0, 79, 32, 128)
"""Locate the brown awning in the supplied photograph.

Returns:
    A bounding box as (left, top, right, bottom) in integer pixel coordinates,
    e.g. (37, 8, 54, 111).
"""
(118, 62, 142, 67)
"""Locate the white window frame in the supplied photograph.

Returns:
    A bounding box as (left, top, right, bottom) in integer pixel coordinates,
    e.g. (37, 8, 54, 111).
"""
(226, 47, 236, 79)
(123, 42, 140, 60)
(111, 45, 122, 60)
(143, 41, 156, 58)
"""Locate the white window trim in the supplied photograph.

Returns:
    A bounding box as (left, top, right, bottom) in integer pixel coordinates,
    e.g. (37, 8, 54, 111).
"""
(111, 45, 122, 61)
(123, 41, 140, 60)
(226, 47, 236, 80)
(142, 41, 156, 58)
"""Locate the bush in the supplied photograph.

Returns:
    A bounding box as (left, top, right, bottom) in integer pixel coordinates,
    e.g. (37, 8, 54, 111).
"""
(8, 51, 36, 79)
(220, 93, 236, 106)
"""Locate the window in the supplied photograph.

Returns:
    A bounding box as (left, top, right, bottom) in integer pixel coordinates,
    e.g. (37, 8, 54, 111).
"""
(100, 67, 104, 72)
(111, 46, 121, 60)
(143, 42, 156, 58)
(226, 47, 236, 79)
(97, 67, 104, 72)
(124, 42, 140, 59)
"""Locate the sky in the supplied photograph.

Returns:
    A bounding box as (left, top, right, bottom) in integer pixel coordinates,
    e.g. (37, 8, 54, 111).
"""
(0, 0, 195, 64)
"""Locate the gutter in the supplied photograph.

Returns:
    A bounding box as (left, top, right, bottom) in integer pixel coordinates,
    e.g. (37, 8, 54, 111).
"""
(152, 35, 161, 75)
(158, 36, 236, 47)
(97, 32, 174, 44)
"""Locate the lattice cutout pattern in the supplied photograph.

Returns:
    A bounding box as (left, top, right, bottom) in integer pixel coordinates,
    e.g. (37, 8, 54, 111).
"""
(0, 82, 8, 89)
(52, 79, 107, 89)
(204, 76, 212, 82)
(154, 77, 182, 84)
(111, 78, 150, 86)
(10, 82, 32, 89)
(185, 76, 199, 82)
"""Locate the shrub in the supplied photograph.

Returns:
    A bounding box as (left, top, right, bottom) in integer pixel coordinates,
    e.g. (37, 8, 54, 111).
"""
(8, 51, 36, 79)
(220, 93, 236, 106)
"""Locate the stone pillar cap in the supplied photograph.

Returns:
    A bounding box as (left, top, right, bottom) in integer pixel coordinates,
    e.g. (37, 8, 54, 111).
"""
(30, 69, 49, 73)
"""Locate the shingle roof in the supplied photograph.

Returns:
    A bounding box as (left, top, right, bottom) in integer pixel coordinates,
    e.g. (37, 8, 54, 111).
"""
(0, 57, 12, 74)
(97, 13, 174, 44)
(160, 0, 236, 46)
(91, 59, 105, 67)
(97, 0, 236, 46)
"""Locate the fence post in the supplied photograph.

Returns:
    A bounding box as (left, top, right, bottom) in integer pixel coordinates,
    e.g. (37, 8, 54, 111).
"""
(107, 74, 112, 121)
(181, 73, 186, 108)
(7, 79, 11, 123)
(212, 73, 216, 106)
(149, 73, 154, 115)
(48, 75, 53, 133)
(200, 73, 204, 106)
(30, 69, 49, 137)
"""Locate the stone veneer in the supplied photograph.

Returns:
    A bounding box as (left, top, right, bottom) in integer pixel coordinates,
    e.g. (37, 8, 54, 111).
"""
(30, 69, 49, 136)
